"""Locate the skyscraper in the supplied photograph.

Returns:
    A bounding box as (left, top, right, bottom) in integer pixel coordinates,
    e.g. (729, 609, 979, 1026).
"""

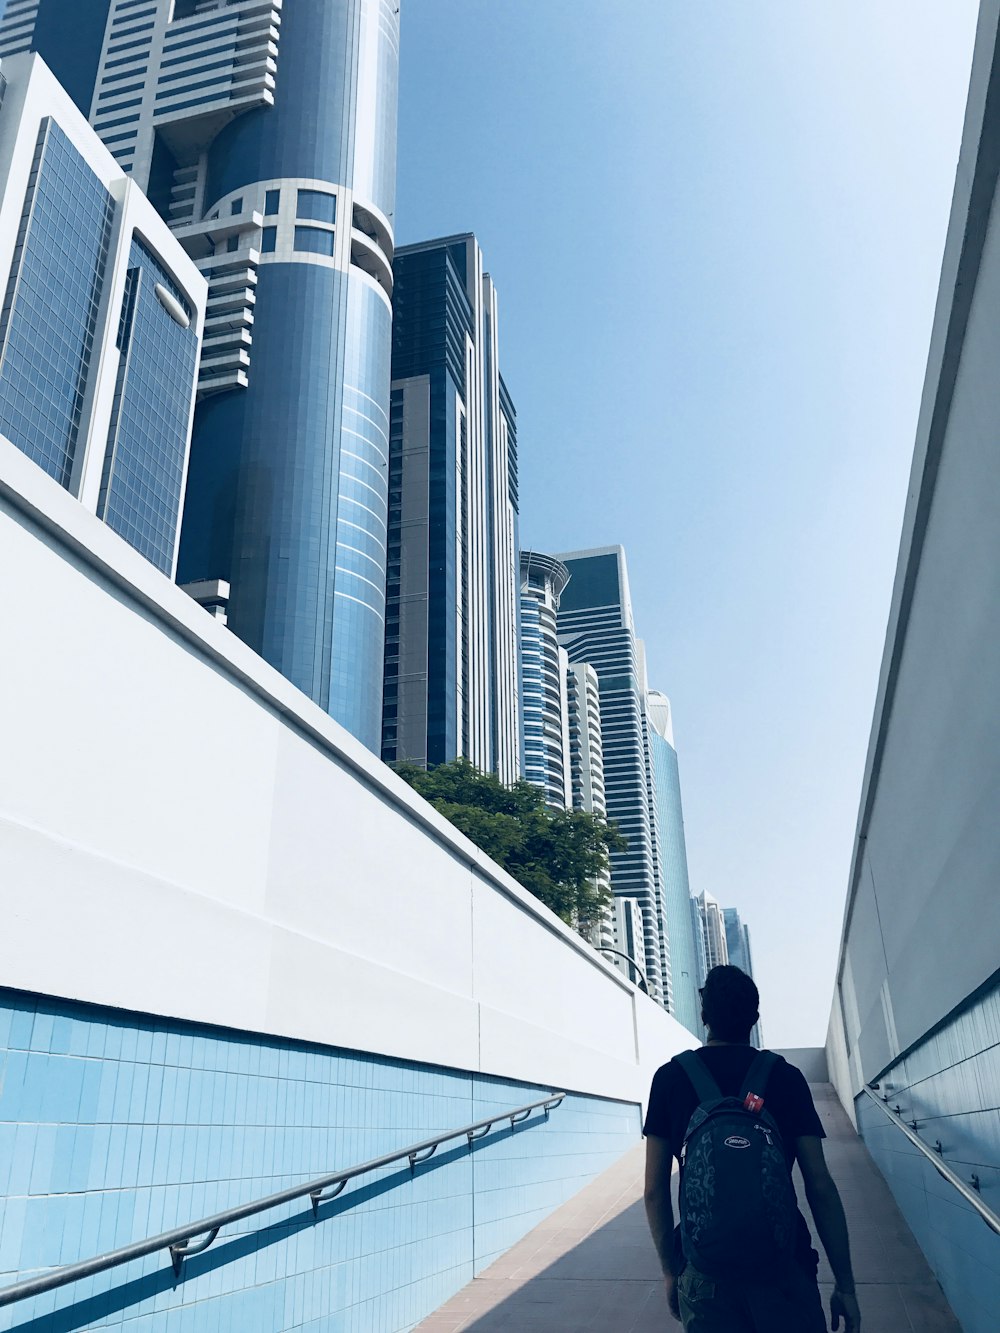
(645, 689, 702, 1037)
(613, 896, 647, 991)
(723, 905, 763, 1047)
(0, 51, 205, 576)
(695, 890, 728, 970)
(519, 551, 571, 807)
(556, 546, 666, 1001)
(566, 662, 605, 809)
(565, 659, 614, 957)
(383, 235, 521, 782)
(2, 1, 401, 750)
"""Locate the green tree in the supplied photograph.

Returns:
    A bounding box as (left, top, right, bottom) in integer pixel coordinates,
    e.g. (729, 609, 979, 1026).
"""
(393, 758, 624, 933)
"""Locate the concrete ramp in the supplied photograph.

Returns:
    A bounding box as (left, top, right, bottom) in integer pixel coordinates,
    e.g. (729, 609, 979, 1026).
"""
(418, 1084, 960, 1332)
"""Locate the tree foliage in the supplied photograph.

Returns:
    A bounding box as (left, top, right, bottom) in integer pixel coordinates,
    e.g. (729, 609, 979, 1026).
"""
(393, 758, 624, 932)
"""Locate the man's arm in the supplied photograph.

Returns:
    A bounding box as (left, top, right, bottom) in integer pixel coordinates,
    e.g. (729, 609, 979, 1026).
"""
(797, 1135, 862, 1332)
(644, 1135, 680, 1320)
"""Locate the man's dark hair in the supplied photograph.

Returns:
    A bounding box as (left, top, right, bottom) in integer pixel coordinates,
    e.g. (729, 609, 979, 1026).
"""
(700, 965, 759, 1042)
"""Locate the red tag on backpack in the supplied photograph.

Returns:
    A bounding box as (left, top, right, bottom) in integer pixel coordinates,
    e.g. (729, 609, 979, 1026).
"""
(743, 1092, 764, 1114)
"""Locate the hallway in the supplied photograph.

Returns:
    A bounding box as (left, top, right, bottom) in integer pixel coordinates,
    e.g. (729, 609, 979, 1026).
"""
(417, 1084, 961, 1332)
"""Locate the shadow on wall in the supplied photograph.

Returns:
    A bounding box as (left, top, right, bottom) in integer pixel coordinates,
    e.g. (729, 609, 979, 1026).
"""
(4, 1140, 472, 1333)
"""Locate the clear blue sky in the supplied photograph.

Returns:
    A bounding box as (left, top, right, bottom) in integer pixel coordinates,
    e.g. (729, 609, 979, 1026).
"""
(396, 1, 981, 1045)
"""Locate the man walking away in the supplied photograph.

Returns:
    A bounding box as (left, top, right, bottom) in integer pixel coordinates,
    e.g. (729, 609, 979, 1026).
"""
(643, 965, 861, 1332)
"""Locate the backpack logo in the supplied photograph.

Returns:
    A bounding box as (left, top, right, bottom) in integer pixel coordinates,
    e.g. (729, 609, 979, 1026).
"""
(724, 1135, 751, 1149)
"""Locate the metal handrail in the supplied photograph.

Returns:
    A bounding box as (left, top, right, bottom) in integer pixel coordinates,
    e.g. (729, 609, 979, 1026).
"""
(599, 947, 650, 995)
(861, 1084, 1000, 1235)
(0, 1091, 566, 1309)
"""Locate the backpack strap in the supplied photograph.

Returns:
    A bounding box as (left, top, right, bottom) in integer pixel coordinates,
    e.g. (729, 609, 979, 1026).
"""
(675, 1050, 723, 1105)
(738, 1050, 779, 1104)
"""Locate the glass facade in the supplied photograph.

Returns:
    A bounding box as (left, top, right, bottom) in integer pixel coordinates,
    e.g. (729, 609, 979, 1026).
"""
(648, 714, 701, 1036)
(0, 119, 114, 489)
(384, 238, 520, 779)
(174, 0, 399, 750)
(204, 1, 399, 224)
(297, 188, 336, 223)
(383, 243, 469, 769)
(558, 549, 666, 1003)
(5, 0, 116, 115)
(294, 225, 335, 256)
(98, 237, 200, 574)
(179, 265, 390, 747)
(722, 907, 762, 1047)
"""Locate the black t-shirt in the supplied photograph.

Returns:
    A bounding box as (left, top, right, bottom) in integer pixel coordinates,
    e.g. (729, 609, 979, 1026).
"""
(643, 1046, 825, 1269)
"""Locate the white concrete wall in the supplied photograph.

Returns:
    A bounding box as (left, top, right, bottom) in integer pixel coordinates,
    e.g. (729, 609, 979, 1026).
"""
(827, 0, 1000, 1094)
(773, 1047, 829, 1085)
(0, 438, 694, 1112)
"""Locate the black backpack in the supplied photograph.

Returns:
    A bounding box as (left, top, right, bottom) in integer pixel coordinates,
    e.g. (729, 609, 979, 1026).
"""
(676, 1050, 798, 1279)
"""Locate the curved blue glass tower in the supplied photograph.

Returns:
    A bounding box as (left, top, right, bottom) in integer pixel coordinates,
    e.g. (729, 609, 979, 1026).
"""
(177, 0, 399, 747)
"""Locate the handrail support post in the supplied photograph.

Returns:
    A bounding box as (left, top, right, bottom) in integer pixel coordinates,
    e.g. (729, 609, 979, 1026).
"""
(169, 1226, 221, 1277)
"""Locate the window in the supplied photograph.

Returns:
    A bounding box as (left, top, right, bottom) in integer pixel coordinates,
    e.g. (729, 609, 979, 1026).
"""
(264, 189, 280, 215)
(260, 226, 277, 254)
(226, 235, 239, 253)
(231, 197, 242, 215)
(294, 226, 334, 257)
(297, 189, 336, 224)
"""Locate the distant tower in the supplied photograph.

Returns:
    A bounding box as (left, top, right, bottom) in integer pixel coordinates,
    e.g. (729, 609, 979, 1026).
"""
(566, 659, 614, 959)
(645, 689, 702, 1037)
(2, 1, 402, 750)
(556, 545, 665, 1002)
(384, 234, 521, 781)
(696, 890, 729, 971)
(613, 897, 647, 990)
(519, 551, 571, 806)
(723, 906, 764, 1047)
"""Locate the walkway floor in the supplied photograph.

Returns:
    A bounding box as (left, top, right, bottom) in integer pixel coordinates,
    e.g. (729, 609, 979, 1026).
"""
(416, 1084, 960, 1332)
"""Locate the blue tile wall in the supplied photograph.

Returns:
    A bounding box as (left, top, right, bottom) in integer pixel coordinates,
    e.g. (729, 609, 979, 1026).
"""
(856, 975, 1000, 1333)
(0, 990, 641, 1332)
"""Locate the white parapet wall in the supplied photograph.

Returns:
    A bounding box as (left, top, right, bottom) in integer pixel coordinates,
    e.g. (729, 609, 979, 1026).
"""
(0, 435, 694, 1110)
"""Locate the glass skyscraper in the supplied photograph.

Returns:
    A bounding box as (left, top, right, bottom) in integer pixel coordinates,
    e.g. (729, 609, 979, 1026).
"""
(645, 690, 702, 1036)
(1, 1, 401, 749)
(383, 235, 521, 782)
(0, 52, 205, 575)
(723, 905, 763, 1047)
(556, 546, 666, 1001)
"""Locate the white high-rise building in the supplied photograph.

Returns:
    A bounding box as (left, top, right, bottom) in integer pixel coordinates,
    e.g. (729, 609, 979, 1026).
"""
(520, 551, 572, 806)
(613, 896, 647, 992)
(566, 658, 614, 955)
(695, 890, 729, 970)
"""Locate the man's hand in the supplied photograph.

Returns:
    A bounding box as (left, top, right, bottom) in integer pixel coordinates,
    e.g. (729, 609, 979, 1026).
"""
(830, 1286, 861, 1332)
(664, 1274, 680, 1321)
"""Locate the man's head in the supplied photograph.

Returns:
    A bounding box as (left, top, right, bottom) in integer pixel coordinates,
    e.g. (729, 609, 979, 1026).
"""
(700, 965, 759, 1043)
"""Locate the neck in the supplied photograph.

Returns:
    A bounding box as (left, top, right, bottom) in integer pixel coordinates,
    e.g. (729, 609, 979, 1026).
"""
(705, 1037, 750, 1047)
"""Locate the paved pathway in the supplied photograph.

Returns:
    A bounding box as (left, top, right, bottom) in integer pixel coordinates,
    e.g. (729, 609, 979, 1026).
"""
(416, 1084, 960, 1332)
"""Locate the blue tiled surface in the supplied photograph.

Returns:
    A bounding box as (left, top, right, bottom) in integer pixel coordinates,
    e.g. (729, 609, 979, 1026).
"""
(857, 977, 1000, 1333)
(0, 990, 640, 1331)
